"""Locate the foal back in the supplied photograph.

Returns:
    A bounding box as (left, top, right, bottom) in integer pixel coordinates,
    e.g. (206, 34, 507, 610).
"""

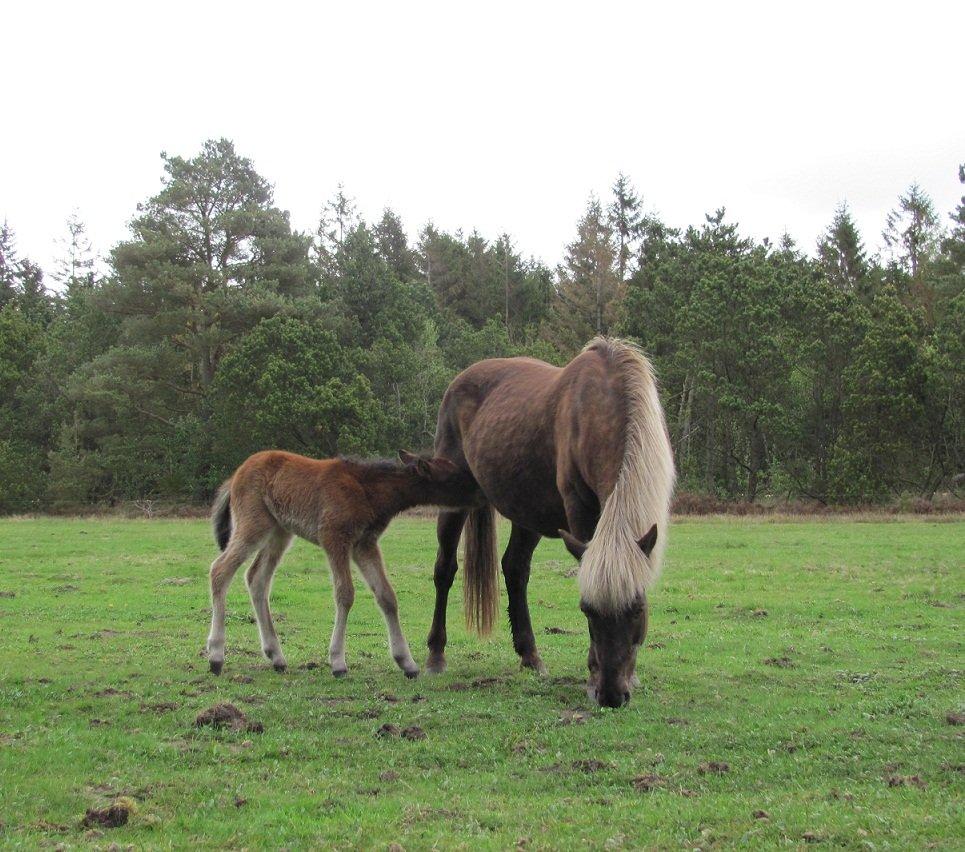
(228, 450, 369, 546)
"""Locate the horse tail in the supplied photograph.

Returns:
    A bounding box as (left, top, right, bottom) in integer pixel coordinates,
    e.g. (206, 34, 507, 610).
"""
(211, 481, 232, 551)
(463, 503, 499, 635)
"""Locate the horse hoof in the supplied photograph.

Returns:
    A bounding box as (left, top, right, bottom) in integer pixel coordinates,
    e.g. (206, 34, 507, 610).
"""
(332, 668, 348, 678)
(403, 667, 420, 679)
(520, 657, 548, 676)
(209, 660, 224, 676)
(424, 656, 446, 674)
(273, 662, 287, 673)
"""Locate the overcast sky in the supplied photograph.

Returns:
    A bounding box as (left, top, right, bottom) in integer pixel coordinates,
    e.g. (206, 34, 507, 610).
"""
(2, 1, 962, 280)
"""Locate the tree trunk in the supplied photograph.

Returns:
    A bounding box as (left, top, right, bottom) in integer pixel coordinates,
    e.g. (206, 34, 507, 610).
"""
(746, 416, 765, 502)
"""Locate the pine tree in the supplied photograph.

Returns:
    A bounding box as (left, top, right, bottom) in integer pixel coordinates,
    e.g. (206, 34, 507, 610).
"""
(553, 195, 619, 348)
(817, 203, 869, 293)
(608, 173, 642, 282)
(933, 165, 965, 307)
(0, 222, 18, 309)
(374, 208, 418, 281)
(316, 184, 359, 279)
(53, 212, 96, 296)
(883, 184, 941, 278)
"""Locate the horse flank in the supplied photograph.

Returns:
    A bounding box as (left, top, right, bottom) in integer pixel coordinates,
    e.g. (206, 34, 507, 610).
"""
(578, 338, 676, 613)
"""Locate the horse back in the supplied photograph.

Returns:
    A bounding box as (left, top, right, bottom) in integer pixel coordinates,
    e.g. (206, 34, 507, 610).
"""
(435, 351, 625, 535)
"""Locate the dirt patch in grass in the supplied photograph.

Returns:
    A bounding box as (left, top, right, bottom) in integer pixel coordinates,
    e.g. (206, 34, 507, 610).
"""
(0, 591, 15, 598)
(93, 687, 134, 698)
(698, 761, 730, 775)
(945, 710, 964, 725)
(544, 626, 577, 635)
(82, 797, 137, 829)
(194, 702, 263, 733)
(376, 724, 427, 741)
(560, 708, 593, 725)
(764, 656, 794, 668)
(402, 725, 426, 741)
(632, 773, 666, 792)
(572, 759, 609, 772)
(886, 774, 926, 788)
(141, 701, 179, 713)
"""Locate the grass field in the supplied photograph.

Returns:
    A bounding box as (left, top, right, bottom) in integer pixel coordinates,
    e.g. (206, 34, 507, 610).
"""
(0, 516, 962, 849)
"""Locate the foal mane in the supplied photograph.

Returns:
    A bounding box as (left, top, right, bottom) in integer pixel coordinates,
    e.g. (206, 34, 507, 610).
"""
(338, 456, 406, 477)
(577, 337, 676, 613)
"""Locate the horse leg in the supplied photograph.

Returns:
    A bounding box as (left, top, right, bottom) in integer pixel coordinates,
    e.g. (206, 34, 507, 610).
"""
(245, 529, 293, 672)
(426, 509, 468, 673)
(206, 530, 264, 675)
(324, 540, 355, 677)
(501, 524, 545, 675)
(353, 537, 419, 678)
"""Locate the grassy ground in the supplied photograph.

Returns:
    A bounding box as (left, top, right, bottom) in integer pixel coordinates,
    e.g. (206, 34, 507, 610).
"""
(0, 516, 961, 850)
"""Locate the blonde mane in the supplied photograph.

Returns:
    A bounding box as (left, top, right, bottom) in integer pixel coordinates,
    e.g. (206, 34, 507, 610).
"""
(577, 338, 676, 613)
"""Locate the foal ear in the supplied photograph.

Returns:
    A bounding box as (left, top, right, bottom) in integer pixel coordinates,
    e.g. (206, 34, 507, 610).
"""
(426, 457, 460, 480)
(398, 449, 431, 478)
(558, 529, 587, 561)
(637, 524, 658, 557)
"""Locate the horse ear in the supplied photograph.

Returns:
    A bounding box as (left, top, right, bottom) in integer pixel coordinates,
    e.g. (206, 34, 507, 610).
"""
(558, 529, 587, 561)
(637, 524, 658, 557)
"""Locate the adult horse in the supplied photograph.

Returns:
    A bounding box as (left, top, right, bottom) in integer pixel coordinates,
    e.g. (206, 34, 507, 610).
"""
(427, 337, 675, 708)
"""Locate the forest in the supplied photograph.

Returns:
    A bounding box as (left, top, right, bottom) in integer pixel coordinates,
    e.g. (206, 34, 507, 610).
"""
(0, 139, 962, 512)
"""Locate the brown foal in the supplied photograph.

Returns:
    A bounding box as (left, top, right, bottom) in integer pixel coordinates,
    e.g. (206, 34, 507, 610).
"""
(205, 449, 476, 678)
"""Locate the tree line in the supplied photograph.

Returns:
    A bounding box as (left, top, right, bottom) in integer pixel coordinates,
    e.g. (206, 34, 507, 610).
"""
(0, 139, 962, 512)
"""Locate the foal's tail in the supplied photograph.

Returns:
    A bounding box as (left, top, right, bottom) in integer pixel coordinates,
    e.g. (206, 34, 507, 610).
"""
(463, 503, 499, 635)
(211, 481, 232, 551)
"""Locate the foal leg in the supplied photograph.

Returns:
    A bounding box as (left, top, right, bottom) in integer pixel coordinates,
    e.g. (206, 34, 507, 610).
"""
(245, 529, 293, 672)
(353, 538, 419, 678)
(207, 532, 264, 675)
(323, 540, 355, 677)
(501, 524, 546, 675)
(426, 509, 468, 674)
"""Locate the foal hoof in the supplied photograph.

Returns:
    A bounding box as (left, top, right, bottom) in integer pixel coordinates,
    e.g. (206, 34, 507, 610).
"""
(273, 662, 287, 674)
(332, 668, 348, 678)
(403, 666, 420, 679)
(209, 660, 224, 676)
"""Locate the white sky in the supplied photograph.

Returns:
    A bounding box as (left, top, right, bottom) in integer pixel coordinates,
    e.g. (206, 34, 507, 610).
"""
(2, 1, 963, 280)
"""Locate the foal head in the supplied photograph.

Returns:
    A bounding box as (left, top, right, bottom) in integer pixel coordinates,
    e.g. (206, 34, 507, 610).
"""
(397, 450, 475, 506)
(559, 524, 657, 708)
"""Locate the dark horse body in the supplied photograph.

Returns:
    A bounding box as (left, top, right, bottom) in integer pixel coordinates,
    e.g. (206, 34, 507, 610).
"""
(427, 338, 675, 707)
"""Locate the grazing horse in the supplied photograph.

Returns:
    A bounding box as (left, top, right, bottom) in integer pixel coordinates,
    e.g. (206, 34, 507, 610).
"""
(427, 337, 675, 708)
(206, 449, 475, 678)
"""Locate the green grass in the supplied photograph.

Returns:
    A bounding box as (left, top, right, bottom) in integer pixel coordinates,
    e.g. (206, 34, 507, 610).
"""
(0, 516, 962, 849)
